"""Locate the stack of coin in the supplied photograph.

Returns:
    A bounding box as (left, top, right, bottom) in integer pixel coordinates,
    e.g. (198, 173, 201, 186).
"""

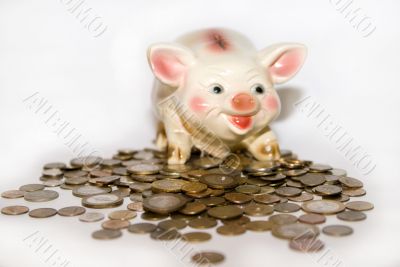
(0, 148, 375, 264)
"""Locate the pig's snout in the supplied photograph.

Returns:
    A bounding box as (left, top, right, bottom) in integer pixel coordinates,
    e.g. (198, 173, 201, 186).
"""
(231, 93, 256, 112)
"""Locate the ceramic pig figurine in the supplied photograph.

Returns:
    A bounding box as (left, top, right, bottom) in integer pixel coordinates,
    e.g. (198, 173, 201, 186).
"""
(147, 28, 306, 164)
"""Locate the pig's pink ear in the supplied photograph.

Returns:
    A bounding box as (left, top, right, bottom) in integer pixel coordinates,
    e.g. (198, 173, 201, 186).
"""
(147, 43, 196, 87)
(258, 43, 307, 84)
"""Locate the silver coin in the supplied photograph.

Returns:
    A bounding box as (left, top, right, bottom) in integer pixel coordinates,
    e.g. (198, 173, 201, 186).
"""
(82, 194, 123, 209)
(79, 212, 105, 222)
(24, 190, 59, 202)
(72, 185, 112, 198)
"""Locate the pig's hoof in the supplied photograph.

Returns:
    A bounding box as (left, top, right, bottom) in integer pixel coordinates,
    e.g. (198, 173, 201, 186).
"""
(253, 142, 281, 161)
(167, 145, 190, 164)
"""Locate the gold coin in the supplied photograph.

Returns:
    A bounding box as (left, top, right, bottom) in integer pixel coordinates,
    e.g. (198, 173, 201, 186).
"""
(127, 202, 144, 212)
(108, 210, 137, 220)
(185, 188, 212, 198)
(254, 194, 281, 204)
(342, 188, 366, 197)
(339, 177, 363, 188)
(141, 212, 168, 221)
(309, 164, 332, 172)
(345, 201, 374, 211)
(182, 232, 211, 242)
(127, 164, 160, 175)
(111, 188, 131, 198)
(328, 168, 347, 176)
(179, 202, 207, 215)
(288, 192, 314, 202)
(322, 225, 353, 236)
(143, 193, 187, 214)
(285, 180, 304, 188)
(245, 161, 278, 173)
(1, 190, 25, 199)
(197, 196, 225, 207)
(298, 213, 326, 224)
(151, 179, 187, 193)
(284, 168, 309, 177)
(181, 182, 207, 194)
(129, 182, 152, 193)
(269, 214, 298, 225)
(299, 173, 326, 187)
(192, 157, 222, 169)
(245, 220, 272, 231)
(324, 175, 340, 184)
(323, 194, 350, 202)
(102, 219, 130, 230)
(192, 252, 225, 265)
(258, 186, 275, 194)
(70, 156, 102, 168)
(274, 202, 300, 213)
(158, 219, 187, 230)
(221, 216, 251, 225)
(1, 205, 29, 215)
(313, 184, 342, 196)
(207, 205, 243, 220)
(29, 208, 58, 218)
(235, 184, 261, 194)
(275, 187, 302, 197)
(92, 229, 122, 240)
(127, 223, 156, 234)
(217, 224, 246, 235)
(199, 174, 239, 189)
(244, 203, 274, 216)
(301, 200, 345, 214)
(272, 223, 320, 239)
(224, 192, 253, 204)
(188, 217, 217, 229)
(58, 206, 86, 217)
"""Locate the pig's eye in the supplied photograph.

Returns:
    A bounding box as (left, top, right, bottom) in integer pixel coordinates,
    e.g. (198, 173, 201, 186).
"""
(251, 84, 265, 94)
(210, 84, 224, 94)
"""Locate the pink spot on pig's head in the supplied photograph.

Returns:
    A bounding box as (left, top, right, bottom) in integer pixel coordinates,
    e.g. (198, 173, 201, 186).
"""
(205, 30, 231, 52)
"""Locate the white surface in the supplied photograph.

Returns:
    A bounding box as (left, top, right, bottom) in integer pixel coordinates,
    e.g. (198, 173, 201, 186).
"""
(0, 0, 399, 266)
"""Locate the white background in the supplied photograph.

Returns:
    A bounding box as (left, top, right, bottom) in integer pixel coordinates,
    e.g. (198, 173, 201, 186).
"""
(0, 0, 399, 266)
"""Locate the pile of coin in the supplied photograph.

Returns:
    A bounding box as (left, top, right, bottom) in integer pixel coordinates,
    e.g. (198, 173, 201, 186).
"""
(1, 148, 374, 264)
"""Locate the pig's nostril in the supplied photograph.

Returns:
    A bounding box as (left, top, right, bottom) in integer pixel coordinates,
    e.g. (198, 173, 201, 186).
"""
(231, 93, 256, 111)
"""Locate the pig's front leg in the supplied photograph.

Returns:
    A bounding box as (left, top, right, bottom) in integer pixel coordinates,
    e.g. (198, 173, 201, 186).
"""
(162, 110, 192, 164)
(243, 127, 281, 161)
(155, 122, 167, 151)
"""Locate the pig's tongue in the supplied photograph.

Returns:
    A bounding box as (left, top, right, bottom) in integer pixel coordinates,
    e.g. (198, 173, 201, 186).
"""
(228, 115, 252, 129)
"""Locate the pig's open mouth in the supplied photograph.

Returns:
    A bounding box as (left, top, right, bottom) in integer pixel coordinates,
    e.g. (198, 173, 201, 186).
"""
(226, 115, 253, 130)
